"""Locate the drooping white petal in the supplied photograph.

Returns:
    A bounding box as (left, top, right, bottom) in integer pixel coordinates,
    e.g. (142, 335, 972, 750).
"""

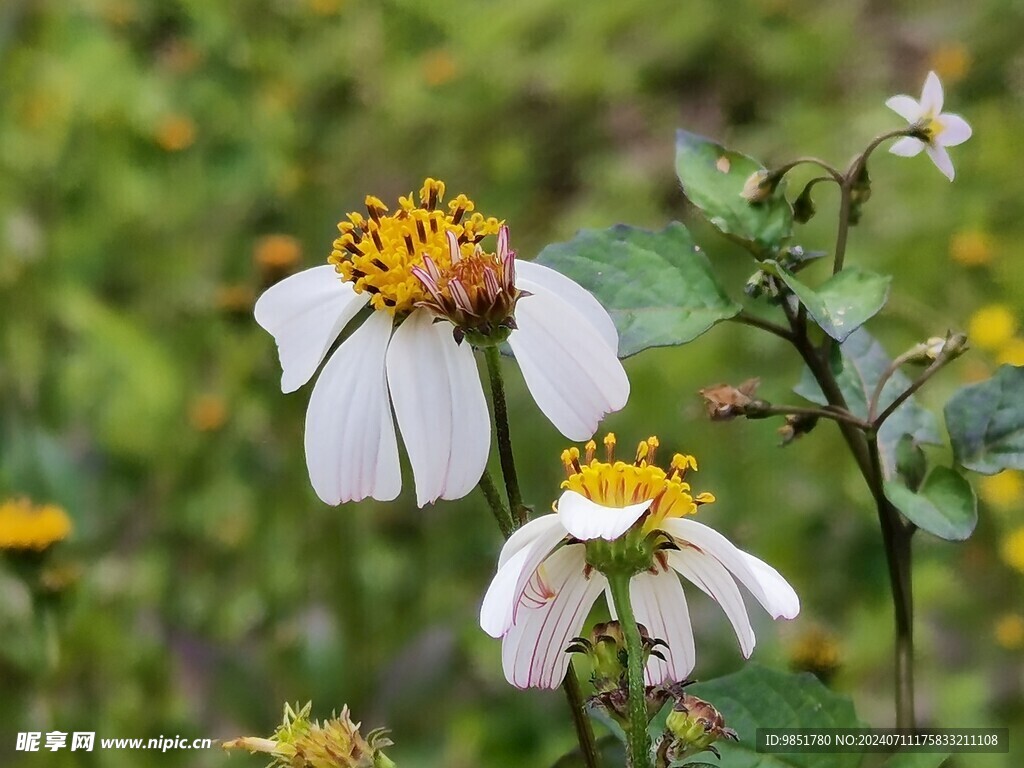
(920, 70, 944, 115)
(627, 569, 695, 684)
(254, 266, 369, 393)
(926, 143, 955, 181)
(508, 289, 629, 441)
(889, 136, 926, 157)
(937, 113, 972, 147)
(501, 545, 606, 689)
(510, 521, 574, 625)
(515, 261, 619, 353)
(667, 548, 756, 658)
(556, 490, 652, 542)
(885, 95, 921, 123)
(481, 546, 533, 638)
(662, 517, 800, 619)
(386, 309, 490, 507)
(735, 550, 801, 620)
(304, 311, 400, 504)
(499, 514, 566, 569)
(481, 516, 567, 638)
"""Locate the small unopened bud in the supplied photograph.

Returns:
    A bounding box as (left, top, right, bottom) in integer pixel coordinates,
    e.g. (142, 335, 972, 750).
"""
(793, 184, 816, 224)
(905, 332, 969, 366)
(778, 413, 817, 446)
(567, 620, 666, 694)
(664, 694, 738, 761)
(740, 169, 781, 203)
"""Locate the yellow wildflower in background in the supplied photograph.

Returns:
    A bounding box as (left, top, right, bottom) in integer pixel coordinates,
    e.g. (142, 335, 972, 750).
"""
(929, 43, 971, 84)
(789, 625, 841, 681)
(189, 394, 228, 433)
(979, 471, 1023, 513)
(1002, 527, 1024, 574)
(255, 235, 302, 272)
(155, 114, 196, 152)
(0, 498, 72, 551)
(996, 338, 1024, 366)
(949, 229, 993, 267)
(968, 305, 1016, 351)
(995, 613, 1024, 650)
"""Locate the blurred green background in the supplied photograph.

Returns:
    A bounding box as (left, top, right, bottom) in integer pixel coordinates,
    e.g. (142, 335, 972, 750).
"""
(1, 0, 1022, 765)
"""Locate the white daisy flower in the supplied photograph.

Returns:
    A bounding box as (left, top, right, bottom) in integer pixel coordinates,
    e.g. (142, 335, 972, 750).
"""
(886, 70, 972, 181)
(479, 435, 799, 689)
(255, 180, 628, 508)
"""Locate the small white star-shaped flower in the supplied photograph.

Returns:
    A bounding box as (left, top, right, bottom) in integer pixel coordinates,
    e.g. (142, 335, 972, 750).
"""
(886, 71, 972, 181)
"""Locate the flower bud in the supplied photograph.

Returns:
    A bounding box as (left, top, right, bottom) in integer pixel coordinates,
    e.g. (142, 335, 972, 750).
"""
(664, 693, 738, 760)
(567, 620, 666, 694)
(793, 184, 816, 223)
(740, 169, 780, 203)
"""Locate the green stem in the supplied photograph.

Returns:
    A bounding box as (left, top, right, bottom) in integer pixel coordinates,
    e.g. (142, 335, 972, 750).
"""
(483, 345, 526, 525)
(607, 574, 652, 768)
(779, 301, 916, 728)
(866, 436, 916, 728)
(478, 468, 515, 538)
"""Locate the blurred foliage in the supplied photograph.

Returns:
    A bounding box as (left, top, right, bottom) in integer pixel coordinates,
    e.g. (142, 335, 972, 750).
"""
(1, 0, 1023, 766)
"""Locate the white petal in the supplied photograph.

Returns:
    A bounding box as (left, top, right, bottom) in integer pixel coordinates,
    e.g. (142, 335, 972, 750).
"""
(510, 521, 573, 625)
(556, 490, 651, 541)
(920, 71, 943, 115)
(501, 545, 605, 688)
(662, 517, 799, 619)
(386, 310, 490, 507)
(507, 289, 629, 441)
(515, 262, 619, 353)
(481, 545, 533, 638)
(254, 266, 369, 393)
(482, 516, 567, 638)
(885, 95, 921, 123)
(499, 514, 565, 569)
(889, 136, 925, 157)
(627, 570, 695, 685)
(937, 113, 972, 147)
(667, 548, 756, 658)
(926, 143, 955, 181)
(303, 311, 400, 504)
(735, 551, 801, 620)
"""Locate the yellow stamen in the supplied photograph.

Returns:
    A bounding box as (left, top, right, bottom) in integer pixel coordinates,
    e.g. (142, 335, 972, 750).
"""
(561, 434, 714, 532)
(328, 179, 502, 314)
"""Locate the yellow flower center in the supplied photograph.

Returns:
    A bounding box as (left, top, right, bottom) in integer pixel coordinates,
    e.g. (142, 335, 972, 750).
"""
(0, 498, 72, 551)
(559, 434, 715, 532)
(328, 178, 502, 314)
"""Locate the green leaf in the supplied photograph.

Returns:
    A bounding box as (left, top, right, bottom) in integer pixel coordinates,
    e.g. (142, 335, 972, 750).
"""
(550, 735, 625, 767)
(675, 129, 793, 256)
(884, 467, 978, 540)
(687, 664, 862, 768)
(944, 364, 1024, 474)
(881, 753, 949, 768)
(765, 264, 891, 343)
(795, 329, 941, 478)
(533, 223, 741, 357)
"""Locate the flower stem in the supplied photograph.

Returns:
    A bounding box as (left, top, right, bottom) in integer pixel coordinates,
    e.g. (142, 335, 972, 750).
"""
(562, 663, 604, 768)
(482, 345, 526, 525)
(478, 468, 515, 538)
(606, 573, 652, 768)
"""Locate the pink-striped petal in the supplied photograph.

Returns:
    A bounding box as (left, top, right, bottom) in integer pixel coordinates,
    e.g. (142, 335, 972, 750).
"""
(626, 569, 696, 684)
(501, 545, 606, 688)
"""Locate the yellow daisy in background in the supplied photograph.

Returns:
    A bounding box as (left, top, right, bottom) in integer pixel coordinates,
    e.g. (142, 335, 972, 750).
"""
(979, 471, 1023, 513)
(967, 305, 1016, 352)
(996, 338, 1024, 366)
(948, 228, 993, 267)
(0, 498, 72, 552)
(1002, 527, 1024, 574)
(994, 613, 1024, 650)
